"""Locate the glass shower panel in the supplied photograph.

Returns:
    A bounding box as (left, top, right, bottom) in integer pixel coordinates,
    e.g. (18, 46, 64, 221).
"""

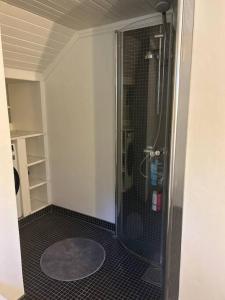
(117, 23, 173, 266)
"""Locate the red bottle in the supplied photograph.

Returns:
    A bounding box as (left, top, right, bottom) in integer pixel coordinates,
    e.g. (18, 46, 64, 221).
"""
(156, 193, 162, 212)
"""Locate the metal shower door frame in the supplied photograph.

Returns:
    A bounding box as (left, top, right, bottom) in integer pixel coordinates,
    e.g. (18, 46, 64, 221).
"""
(115, 13, 167, 239)
(115, 29, 123, 237)
(115, 0, 195, 297)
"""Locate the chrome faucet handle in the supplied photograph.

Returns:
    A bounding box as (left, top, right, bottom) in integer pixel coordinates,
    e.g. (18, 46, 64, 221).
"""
(155, 150, 161, 156)
(144, 147, 165, 158)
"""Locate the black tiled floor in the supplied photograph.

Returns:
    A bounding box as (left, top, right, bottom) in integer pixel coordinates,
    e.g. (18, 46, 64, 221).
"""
(20, 211, 162, 299)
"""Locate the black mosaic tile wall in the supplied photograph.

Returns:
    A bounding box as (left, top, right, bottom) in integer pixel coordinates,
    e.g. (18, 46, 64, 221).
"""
(19, 209, 162, 299)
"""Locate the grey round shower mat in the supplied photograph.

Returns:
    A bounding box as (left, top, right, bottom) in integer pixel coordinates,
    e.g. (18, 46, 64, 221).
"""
(40, 238, 105, 281)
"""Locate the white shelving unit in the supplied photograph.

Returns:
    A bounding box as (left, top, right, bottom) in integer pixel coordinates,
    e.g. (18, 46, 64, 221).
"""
(11, 130, 44, 140)
(31, 198, 48, 212)
(27, 155, 46, 167)
(29, 178, 47, 190)
(6, 78, 50, 217)
(30, 185, 48, 212)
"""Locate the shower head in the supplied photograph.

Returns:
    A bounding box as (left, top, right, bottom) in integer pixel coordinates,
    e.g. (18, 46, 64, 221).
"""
(145, 50, 159, 60)
(148, 0, 171, 12)
(145, 51, 154, 60)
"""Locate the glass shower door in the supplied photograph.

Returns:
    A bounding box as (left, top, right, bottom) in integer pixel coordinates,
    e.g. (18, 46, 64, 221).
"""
(116, 22, 173, 267)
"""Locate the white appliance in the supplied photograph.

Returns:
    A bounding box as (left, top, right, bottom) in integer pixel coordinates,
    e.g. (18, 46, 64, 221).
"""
(11, 143, 22, 218)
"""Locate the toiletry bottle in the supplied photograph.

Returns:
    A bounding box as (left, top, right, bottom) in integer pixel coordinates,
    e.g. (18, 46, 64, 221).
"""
(152, 191, 157, 211)
(150, 159, 158, 186)
(156, 192, 162, 212)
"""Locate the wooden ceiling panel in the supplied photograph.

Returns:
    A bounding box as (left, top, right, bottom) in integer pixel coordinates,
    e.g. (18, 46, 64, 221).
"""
(0, 0, 155, 72)
(0, 2, 75, 72)
(2, 0, 155, 30)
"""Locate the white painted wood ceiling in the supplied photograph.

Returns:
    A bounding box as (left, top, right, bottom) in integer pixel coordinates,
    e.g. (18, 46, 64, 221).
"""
(0, 2, 76, 72)
(2, 0, 155, 30)
(0, 0, 155, 73)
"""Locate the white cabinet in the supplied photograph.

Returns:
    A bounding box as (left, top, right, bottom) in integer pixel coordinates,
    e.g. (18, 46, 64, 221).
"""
(6, 79, 50, 217)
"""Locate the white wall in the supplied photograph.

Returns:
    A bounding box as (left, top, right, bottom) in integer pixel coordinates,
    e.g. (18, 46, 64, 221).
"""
(45, 31, 115, 223)
(179, 1, 225, 299)
(0, 32, 24, 299)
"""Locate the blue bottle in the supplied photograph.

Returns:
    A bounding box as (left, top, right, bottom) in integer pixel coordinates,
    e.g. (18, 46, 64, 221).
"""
(150, 159, 158, 186)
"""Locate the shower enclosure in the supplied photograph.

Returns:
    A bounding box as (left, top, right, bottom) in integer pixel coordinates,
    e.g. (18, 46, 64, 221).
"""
(116, 15, 174, 284)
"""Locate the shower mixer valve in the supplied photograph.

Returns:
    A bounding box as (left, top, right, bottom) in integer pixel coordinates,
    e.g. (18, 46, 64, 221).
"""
(144, 147, 162, 158)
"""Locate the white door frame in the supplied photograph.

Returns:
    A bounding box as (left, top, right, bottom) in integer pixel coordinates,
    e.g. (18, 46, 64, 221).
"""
(164, 0, 195, 299)
(0, 28, 24, 300)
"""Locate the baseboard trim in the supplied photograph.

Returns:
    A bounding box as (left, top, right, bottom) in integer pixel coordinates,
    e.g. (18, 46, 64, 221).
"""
(52, 205, 115, 232)
(18, 204, 115, 232)
(18, 293, 26, 300)
(19, 205, 52, 228)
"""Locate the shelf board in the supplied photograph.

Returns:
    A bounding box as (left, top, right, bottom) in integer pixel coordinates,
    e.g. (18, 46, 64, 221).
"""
(31, 198, 48, 212)
(29, 178, 47, 190)
(27, 156, 46, 167)
(10, 130, 44, 140)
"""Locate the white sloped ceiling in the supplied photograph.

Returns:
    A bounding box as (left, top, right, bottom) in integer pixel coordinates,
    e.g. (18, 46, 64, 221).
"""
(0, 0, 155, 72)
(0, 2, 76, 72)
(2, 0, 155, 30)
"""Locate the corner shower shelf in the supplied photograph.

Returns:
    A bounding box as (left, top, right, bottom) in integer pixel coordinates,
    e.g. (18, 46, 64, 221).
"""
(27, 156, 46, 167)
(29, 178, 47, 190)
